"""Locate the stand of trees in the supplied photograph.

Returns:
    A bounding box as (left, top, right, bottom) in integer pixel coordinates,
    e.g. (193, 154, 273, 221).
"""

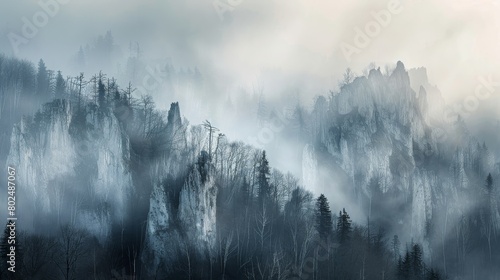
(0, 55, 178, 279)
(155, 148, 443, 279)
(1, 56, 496, 279)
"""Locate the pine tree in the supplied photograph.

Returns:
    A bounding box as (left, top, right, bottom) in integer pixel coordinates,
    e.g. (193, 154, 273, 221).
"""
(486, 173, 493, 194)
(411, 243, 423, 279)
(98, 77, 106, 106)
(257, 151, 270, 203)
(400, 250, 411, 280)
(336, 208, 352, 244)
(113, 87, 121, 102)
(396, 256, 404, 279)
(54, 71, 66, 98)
(391, 234, 401, 264)
(36, 59, 49, 102)
(315, 194, 333, 240)
(483, 173, 494, 262)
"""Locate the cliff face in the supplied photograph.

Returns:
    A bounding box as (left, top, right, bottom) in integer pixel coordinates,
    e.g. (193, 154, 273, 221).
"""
(7, 98, 218, 272)
(307, 63, 428, 196)
(302, 62, 500, 247)
(143, 151, 218, 276)
(6, 62, 499, 275)
(141, 180, 176, 274)
(178, 152, 217, 250)
(7, 100, 134, 241)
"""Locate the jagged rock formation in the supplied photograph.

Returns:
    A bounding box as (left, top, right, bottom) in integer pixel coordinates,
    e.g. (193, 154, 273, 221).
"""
(4, 58, 499, 278)
(7, 100, 133, 241)
(179, 151, 217, 249)
(143, 151, 218, 276)
(302, 62, 500, 251)
(6, 96, 218, 273)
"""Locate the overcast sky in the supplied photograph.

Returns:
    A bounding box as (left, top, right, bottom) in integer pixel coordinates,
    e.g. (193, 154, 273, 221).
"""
(1, 0, 499, 101)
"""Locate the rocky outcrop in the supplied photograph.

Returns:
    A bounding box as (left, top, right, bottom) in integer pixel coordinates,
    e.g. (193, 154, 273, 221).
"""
(7, 100, 133, 241)
(143, 151, 217, 276)
(302, 62, 500, 248)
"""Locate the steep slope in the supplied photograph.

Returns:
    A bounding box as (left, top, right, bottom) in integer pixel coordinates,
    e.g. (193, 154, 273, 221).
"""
(302, 62, 500, 248)
(7, 100, 134, 241)
(143, 151, 218, 277)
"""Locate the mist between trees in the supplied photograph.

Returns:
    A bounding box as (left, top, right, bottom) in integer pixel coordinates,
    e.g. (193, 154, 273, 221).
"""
(0, 55, 499, 280)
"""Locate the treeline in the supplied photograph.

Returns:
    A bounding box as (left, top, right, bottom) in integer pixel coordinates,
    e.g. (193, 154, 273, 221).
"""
(0, 55, 179, 280)
(0, 57, 446, 279)
(159, 149, 443, 279)
(255, 67, 500, 279)
(0, 56, 55, 168)
(0, 225, 105, 280)
(425, 173, 500, 279)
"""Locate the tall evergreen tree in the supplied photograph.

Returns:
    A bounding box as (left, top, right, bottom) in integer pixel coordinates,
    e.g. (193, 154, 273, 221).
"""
(411, 243, 424, 279)
(486, 173, 493, 194)
(483, 173, 494, 263)
(392, 234, 401, 264)
(397, 256, 404, 279)
(257, 151, 270, 203)
(54, 70, 66, 98)
(36, 59, 49, 101)
(336, 208, 352, 244)
(400, 250, 411, 280)
(315, 194, 333, 240)
(113, 87, 121, 103)
(98, 77, 106, 106)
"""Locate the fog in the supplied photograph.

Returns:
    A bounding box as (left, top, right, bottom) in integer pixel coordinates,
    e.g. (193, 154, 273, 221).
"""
(1, 0, 499, 98)
(1, 1, 500, 278)
(1, 0, 500, 205)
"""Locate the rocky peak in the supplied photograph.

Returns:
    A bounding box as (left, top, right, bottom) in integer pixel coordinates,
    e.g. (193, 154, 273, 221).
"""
(166, 102, 182, 134)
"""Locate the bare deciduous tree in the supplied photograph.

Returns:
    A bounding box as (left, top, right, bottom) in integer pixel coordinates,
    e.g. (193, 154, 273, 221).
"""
(53, 225, 90, 280)
(21, 233, 58, 278)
